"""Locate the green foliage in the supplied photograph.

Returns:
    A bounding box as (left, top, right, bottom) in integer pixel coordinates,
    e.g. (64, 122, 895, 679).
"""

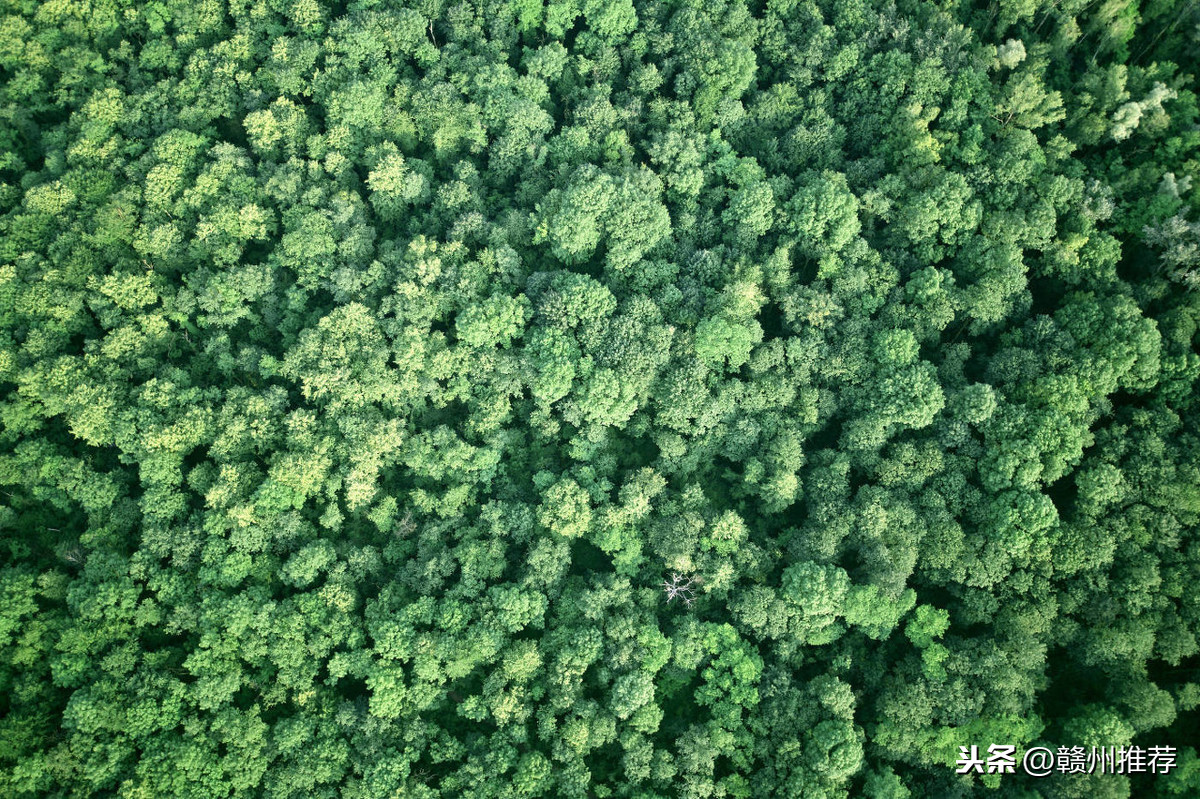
(2, 0, 1198, 796)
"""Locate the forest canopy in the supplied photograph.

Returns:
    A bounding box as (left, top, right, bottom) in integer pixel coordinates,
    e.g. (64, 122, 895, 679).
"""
(1, 0, 1199, 796)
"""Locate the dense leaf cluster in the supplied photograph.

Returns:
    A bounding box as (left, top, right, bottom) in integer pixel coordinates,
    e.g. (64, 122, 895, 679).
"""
(2, 0, 1199, 796)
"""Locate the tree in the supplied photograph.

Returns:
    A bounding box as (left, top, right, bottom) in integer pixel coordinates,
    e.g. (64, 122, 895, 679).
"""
(3, 0, 1199, 796)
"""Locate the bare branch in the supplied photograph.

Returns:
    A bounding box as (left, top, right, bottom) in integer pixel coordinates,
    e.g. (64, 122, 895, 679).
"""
(661, 572, 699, 606)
